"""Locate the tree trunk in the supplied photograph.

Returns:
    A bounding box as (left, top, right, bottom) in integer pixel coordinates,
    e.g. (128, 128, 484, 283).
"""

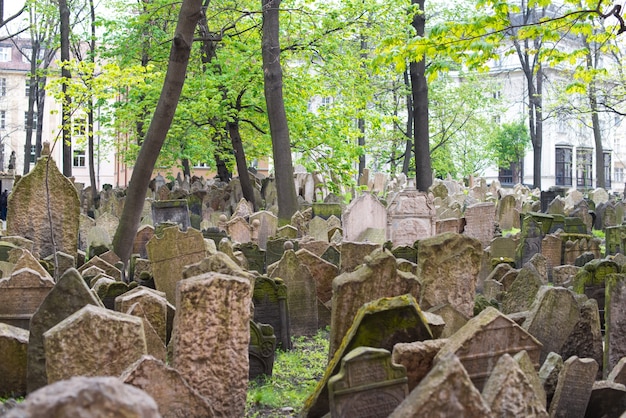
(402, 69, 413, 175)
(23, 43, 37, 175)
(411, 0, 432, 192)
(590, 85, 604, 188)
(532, 66, 543, 189)
(182, 158, 191, 179)
(59, 0, 72, 177)
(88, 0, 98, 207)
(113, 0, 203, 269)
(262, 0, 298, 221)
(228, 119, 256, 208)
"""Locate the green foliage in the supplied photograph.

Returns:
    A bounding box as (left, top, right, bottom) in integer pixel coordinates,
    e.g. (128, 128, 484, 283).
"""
(488, 119, 530, 168)
(246, 329, 329, 417)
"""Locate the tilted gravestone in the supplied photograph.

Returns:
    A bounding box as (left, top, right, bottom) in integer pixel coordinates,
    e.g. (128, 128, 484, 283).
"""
(605, 273, 626, 375)
(132, 224, 155, 260)
(249, 320, 276, 380)
(115, 286, 168, 344)
(463, 202, 496, 247)
(0, 322, 28, 397)
(252, 276, 291, 350)
(7, 150, 79, 260)
(0, 267, 54, 330)
(516, 216, 543, 268)
(328, 347, 408, 418)
(43, 304, 146, 384)
(171, 272, 251, 418)
(391, 339, 449, 392)
(249, 211, 278, 251)
(548, 356, 598, 418)
(26, 268, 102, 393)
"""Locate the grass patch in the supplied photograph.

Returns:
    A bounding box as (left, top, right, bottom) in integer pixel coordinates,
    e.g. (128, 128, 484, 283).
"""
(246, 328, 329, 417)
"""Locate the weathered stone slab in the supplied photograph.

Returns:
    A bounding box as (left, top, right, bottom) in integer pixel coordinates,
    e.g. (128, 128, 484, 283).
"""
(296, 248, 337, 305)
(392, 338, 448, 392)
(328, 347, 407, 418)
(27, 268, 102, 393)
(585, 380, 626, 418)
(6, 151, 80, 260)
(249, 320, 276, 380)
(548, 356, 598, 418)
(249, 211, 278, 251)
(4, 376, 160, 418)
(115, 286, 168, 343)
(435, 307, 542, 391)
(146, 226, 206, 304)
(388, 354, 492, 417)
(0, 323, 28, 397)
(464, 202, 496, 247)
(482, 353, 548, 417)
(330, 248, 421, 359)
(152, 199, 190, 231)
(252, 276, 291, 350)
(386, 188, 436, 246)
(501, 264, 543, 314)
(172, 272, 250, 418)
(539, 351, 563, 408)
(561, 297, 603, 378)
(0, 267, 54, 330)
(605, 273, 626, 375)
(514, 350, 547, 409)
(417, 232, 482, 317)
(608, 357, 626, 386)
(342, 192, 387, 243)
(120, 355, 215, 418)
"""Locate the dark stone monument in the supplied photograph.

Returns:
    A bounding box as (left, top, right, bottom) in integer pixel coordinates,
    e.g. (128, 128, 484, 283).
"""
(249, 320, 276, 380)
(252, 276, 291, 350)
(151, 200, 190, 231)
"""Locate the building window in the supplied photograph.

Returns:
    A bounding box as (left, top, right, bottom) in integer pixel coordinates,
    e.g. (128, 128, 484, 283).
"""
(0, 47, 11, 62)
(576, 148, 593, 189)
(555, 147, 572, 186)
(498, 162, 521, 185)
(25, 78, 30, 97)
(194, 162, 208, 168)
(321, 96, 332, 106)
(73, 149, 85, 167)
(0, 78, 6, 96)
(616, 167, 624, 183)
(30, 145, 35, 163)
(73, 117, 86, 137)
(604, 152, 612, 189)
(24, 112, 37, 130)
(0, 111, 5, 130)
(492, 90, 501, 99)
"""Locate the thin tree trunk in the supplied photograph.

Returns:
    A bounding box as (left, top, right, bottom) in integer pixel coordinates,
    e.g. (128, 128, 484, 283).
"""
(88, 0, 98, 206)
(262, 0, 297, 221)
(411, 0, 432, 192)
(402, 69, 413, 175)
(59, 0, 72, 177)
(228, 119, 256, 208)
(113, 0, 203, 269)
(23, 43, 37, 175)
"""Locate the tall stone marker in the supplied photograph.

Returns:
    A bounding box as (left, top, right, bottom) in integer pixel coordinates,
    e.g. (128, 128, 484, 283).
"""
(7, 146, 80, 260)
(386, 187, 436, 246)
(342, 192, 387, 243)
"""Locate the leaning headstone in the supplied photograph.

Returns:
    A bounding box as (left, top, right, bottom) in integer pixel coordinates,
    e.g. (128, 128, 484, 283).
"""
(308, 216, 329, 242)
(226, 216, 251, 244)
(386, 187, 436, 246)
(268, 249, 318, 337)
(388, 354, 492, 418)
(417, 232, 482, 317)
(43, 305, 146, 383)
(435, 307, 543, 391)
(172, 272, 250, 418)
(608, 357, 626, 386)
(521, 286, 581, 364)
(342, 192, 387, 243)
(339, 241, 380, 273)
(329, 248, 421, 359)
(133, 224, 155, 260)
(303, 294, 432, 418)
(516, 216, 543, 268)
(548, 356, 598, 418)
(584, 380, 626, 418)
(392, 339, 449, 392)
(498, 194, 519, 231)
(605, 273, 626, 375)
(146, 226, 206, 304)
(514, 350, 547, 409)
(0, 267, 54, 330)
(296, 248, 338, 307)
(464, 202, 496, 247)
(26, 268, 102, 393)
(249, 320, 276, 380)
(120, 355, 215, 418)
(0, 323, 28, 397)
(4, 376, 161, 418)
(6, 149, 79, 260)
(501, 264, 544, 314)
(252, 276, 291, 350)
(328, 347, 407, 418)
(482, 353, 548, 417)
(115, 286, 168, 344)
(561, 298, 603, 378)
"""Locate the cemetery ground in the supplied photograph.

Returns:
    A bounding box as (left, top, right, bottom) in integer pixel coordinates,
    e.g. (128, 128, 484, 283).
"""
(245, 329, 329, 417)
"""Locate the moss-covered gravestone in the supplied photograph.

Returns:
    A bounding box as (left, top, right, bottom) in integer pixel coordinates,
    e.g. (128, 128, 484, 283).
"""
(7, 147, 79, 261)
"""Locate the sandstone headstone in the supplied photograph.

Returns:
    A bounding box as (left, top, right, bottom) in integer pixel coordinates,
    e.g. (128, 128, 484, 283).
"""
(342, 192, 387, 243)
(388, 353, 492, 417)
(296, 248, 338, 307)
(249, 320, 276, 379)
(517, 216, 543, 268)
(339, 241, 380, 273)
(417, 232, 482, 317)
(252, 276, 291, 350)
(585, 380, 626, 418)
(464, 202, 496, 247)
(498, 194, 519, 231)
(0, 323, 28, 397)
(539, 351, 563, 408)
(501, 264, 544, 314)
(605, 273, 626, 375)
(226, 216, 251, 244)
(43, 305, 146, 383)
(115, 286, 168, 343)
(392, 338, 449, 392)
(561, 297, 603, 378)
(548, 356, 598, 418)
(151, 199, 190, 231)
(146, 226, 206, 304)
(26, 268, 102, 393)
(386, 187, 436, 246)
(7, 153, 79, 260)
(0, 267, 54, 330)
(133, 224, 155, 259)
(172, 272, 250, 417)
(328, 347, 407, 418)
(121, 355, 214, 418)
(608, 357, 626, 385)
(435, 307, 542, 391)
(249, 211, 278, 251)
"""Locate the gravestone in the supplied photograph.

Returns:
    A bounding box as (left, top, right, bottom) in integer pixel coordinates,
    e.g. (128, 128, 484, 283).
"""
(43, 305, 146, 384)
(78, 214, 95, 251)
(226, 216, 251, 244)
(482, 353, 548, 417)
(308, 216, 329, 242)
(0, 323, 28, 397)
(561, 298, 603, 378)
(342, 192, 387, 243)
(391, 339, 449, 392)
(489, 236, 517, 262)
(296, 248, 338, 308)
(172, 272, 250, 418)
(388, 354, 492, 417)
(464, 202, 496, 247)
(548, 356, 598, 418)
(339, 241, 381, 273)
(0, 267, 54, 330)
(252, 276, 291, 349)
(78, 255, 121, 280)
(265, 237, 298, 267)
(521, 286, 581, 364)
(133, 225, 155, 260)
(328, 347, 407, 418)
(329, 249, 421, 359)
(6, 150, 79, 260)
(435, 307, 542, 391)
(321, 244, 340, 267)
(115, 286, 168, 343)
(249, 211, 278, 251)
(497, 194, 519, 230)
(541, 234, 562, 281)
(436, 217, 464, 234)
(417, 232, 482, 317)
(516, 216, 543, 268)
(125, 303, 166, 362)
(501, 264, 544, 314)
(605, 273, 626, 375)
(238, 242, 266, 274)
(146, 226, 206, 304)
(249, 320, 276, 380)
(268, 249, 318, 337)
(94, 212, 119, 244)
(120, 355, 215, 418)
(541, 190, 561, 213)
(303, 294, 432, 418)
(386, 187, 436, 246)
(152, 200, 190, 231)
(93, 278, 136, 310)
(312, 202, 343, 220)
(26, 268, 102, 393)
